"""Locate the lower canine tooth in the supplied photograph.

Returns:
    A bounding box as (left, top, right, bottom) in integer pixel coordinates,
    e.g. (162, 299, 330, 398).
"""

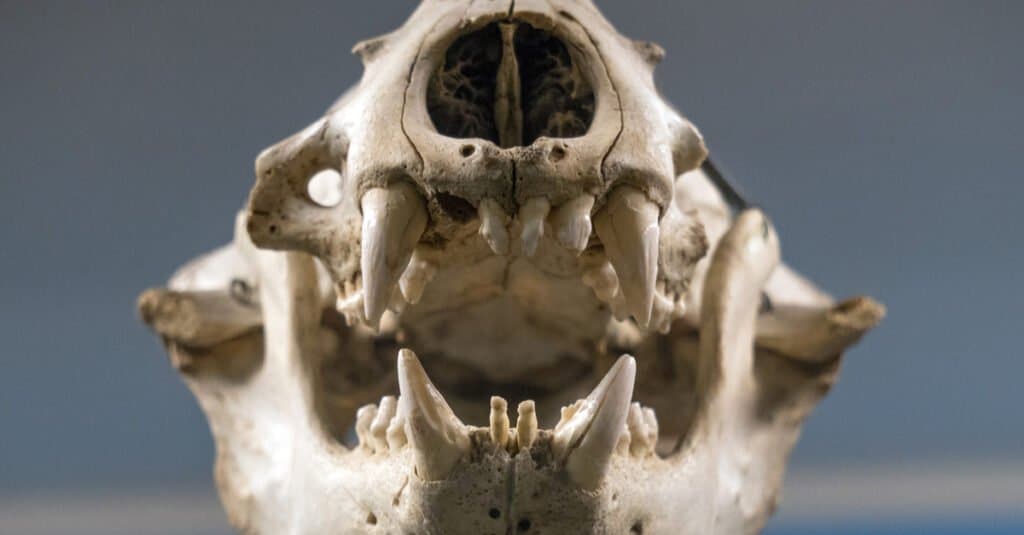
(489, 396, 510, 448)
(550, 195, 595, 254)
(554, 355, 637, 490)
(478, 199, 510, 255)
(396, 349, 470, 480)
(593, 186, 660, 327)
(519, 197, 551, 257)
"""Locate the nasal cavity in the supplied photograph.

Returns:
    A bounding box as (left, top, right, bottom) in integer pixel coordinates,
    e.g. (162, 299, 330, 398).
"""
(427, 22, 595, 148)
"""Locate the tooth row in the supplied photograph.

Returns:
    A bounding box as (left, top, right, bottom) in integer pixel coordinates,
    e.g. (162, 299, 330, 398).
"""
(356, 349, 648, 490)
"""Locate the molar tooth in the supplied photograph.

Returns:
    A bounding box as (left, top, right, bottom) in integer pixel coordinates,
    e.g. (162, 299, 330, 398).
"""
(550, 195, 595, 254)
(516, 400, 537, 450)
(582, 261, 619, 303)
(554, 355, 637, 490)
(355, 403, 378, 451)
(489, 396, 510, 449)
(371, 396, 397, 452)
(477, 199, 510, 255)
(399, 252, 437, 305)
(593, 186, 660, 327)
(518, 197, 551, 257)
(396, 349, 470, 480)
(360, 183, 427, 330)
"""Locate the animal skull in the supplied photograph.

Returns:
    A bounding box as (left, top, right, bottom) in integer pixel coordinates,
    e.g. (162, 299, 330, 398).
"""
(139, 1, 884, 533)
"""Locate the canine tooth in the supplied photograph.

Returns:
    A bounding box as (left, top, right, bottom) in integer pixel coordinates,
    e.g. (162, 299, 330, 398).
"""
(593, 186, 660, 327)
(582, 261, 619, 303)
(554, 355, 637, 490)
(516, 400, 537, 450)
(396, 349, 470, 480)
(489, 396, 510, 448)
(518, 197, 550, 257)
(355, 404, 378, 450)
(477, 199, 510, 255)
(386, 412, 407, 450)
(371, 396, 397, 452)
(360, 184, 427, 330)
(399, 253, 436, 305)
(550, 195, 595, 254)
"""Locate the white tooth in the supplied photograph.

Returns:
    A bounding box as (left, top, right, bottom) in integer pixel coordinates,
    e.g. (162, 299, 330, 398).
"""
(335, 291, 365, 327)
(593, 186, 660, 327)
(386, 412, 407, 450)
(582, 260, 619, 303)
(550, 195, 595, 254)
(553, 355, 637, 490)
(478, 198, 510, 255)
(518, 197, 551, 257)
(355, 404, 378, 450)
(370, 396, 397, 452)
(399, 252, 436, 305)
(652, 292, 675, 334)
(489, 396, 510, 449)
(396, 349, 470, 480)
(627, 402, 653, 456)
(642, 407, 659, 450)
(360, 184, 428, 330)
(516, 400, 537, 450)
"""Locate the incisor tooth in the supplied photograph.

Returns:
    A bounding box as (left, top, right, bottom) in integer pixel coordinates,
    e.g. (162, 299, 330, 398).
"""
(516, 400, 537, 450)
(593, 186, 660, 327)
(399, 253, 436, 305)
(396, 349, 470, 480)
(550, 195, 595, 254)
(386, 412, 407, 450)
(370, 396, 397, 452)
(489, 396, 510, 448)
(519, 197, 550, 257)
(627, 402, 653, 456)
(477, 198, 510, 255)
(355, 404, 378, 450)
(554, 355, 637, 490)
(360, 184, 427, 330)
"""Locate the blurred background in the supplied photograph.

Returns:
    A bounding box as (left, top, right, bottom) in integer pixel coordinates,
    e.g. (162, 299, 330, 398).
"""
(1, 1, 1021, 533)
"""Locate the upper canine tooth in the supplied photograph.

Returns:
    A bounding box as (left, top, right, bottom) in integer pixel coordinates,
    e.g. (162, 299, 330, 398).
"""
(518, 197, 551, 257)
(360, 183, 427, 330)
(516, 400, 538, 450)
(593, 186, 660, 328)
(477, 199, 510, 255)
(489, 396, 510, 449)
(399, 252, 436, 305)
(396, 349, 470, 480)
(550, 195, 595, 254)
(553, 355, 637, 490)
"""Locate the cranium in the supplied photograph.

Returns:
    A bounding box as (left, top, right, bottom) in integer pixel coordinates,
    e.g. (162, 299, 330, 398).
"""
(139, 1, 884, 533)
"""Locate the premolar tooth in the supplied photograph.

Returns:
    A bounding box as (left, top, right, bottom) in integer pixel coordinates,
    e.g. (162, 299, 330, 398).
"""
(355, 403, 378, 450)
(516, 400, 537, 450)
(593, 186, 660, 327)
(582, 261, 619, 303)
(554, 355, 637, 490)
(550, 195, 595, 254)
(519, 197, 551, 257)
(489, 396, 510, 449)
(477, 199, 510, 255)
(360, 183, 427, 330)
(399, 252, 437, 305)
(396, 349, 470, 480)
(370, 396, 397, 452)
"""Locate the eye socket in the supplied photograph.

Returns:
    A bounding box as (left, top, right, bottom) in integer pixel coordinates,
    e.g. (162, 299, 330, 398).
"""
(307, 168, 344, 208)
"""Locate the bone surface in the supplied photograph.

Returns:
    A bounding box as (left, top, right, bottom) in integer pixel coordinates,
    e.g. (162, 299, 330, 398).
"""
(139, 1, 884, 533)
